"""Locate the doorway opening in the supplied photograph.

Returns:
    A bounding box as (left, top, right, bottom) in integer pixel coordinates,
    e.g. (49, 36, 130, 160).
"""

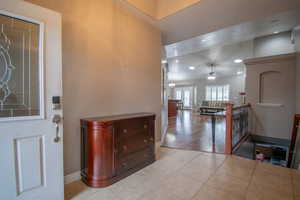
(160, 11, 299, 156)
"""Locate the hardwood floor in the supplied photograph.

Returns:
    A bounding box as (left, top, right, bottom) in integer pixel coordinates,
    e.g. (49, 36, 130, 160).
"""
(162, 110, 226, 153)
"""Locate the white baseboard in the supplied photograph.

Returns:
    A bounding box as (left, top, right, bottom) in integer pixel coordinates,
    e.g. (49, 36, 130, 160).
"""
(64, 171, 81, 184)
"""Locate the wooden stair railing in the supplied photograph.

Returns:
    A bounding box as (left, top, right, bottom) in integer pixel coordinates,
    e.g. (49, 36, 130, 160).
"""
(287, 114, 300, 168)
(225, 104, 233, 154)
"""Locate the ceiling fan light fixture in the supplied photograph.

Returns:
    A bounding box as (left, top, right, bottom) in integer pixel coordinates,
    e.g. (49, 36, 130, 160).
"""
(207, 75, 216, 80)
(234, 59, 243, 63)
(207, 64, 216, 80)
(168, 83, 176, 87)
(208, 72, 216, 80)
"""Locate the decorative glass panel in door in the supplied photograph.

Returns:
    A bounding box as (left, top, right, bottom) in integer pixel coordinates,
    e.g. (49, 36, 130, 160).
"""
(0, 13, 42, 120)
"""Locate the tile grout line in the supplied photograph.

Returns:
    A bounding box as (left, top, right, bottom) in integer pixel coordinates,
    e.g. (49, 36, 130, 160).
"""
(138, 149, 205, 200)
(118, 149, 203, 200)
(243, 160, 258, 199)
(188, 154, 228, 200)
(190, 156, 257, 200)
(155, 148, 228, 200)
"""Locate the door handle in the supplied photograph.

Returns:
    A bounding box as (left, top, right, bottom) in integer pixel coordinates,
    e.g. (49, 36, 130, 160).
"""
(52, 115, 62, 143)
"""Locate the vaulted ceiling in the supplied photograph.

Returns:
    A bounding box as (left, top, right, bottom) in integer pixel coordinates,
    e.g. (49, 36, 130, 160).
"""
(120, 0, 300, 82)
(122, 0, 300, 45)
(159, 0, 300, 44)
(165, 11, 299, 82)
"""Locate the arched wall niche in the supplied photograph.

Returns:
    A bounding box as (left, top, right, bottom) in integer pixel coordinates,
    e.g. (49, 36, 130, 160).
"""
(259, 70, 282, 104)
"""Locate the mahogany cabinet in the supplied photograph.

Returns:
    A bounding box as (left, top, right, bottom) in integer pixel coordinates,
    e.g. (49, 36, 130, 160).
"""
(81, 113, 156, 187)
(168, 100, 179, 117)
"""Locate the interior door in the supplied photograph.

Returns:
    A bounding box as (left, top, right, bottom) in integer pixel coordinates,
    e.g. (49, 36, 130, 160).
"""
(0, 1, 63, 200)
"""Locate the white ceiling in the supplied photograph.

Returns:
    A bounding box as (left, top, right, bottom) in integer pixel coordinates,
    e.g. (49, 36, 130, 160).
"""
(165, 11, 299, 58)
(166, 11, 299, 82)
(158, 0, 300, 45)
(167, 40, 252, 81)
(120, 0, 300, 45)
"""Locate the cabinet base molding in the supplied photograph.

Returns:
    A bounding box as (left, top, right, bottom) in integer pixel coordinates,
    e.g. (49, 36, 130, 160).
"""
(81, 158, 155, 187)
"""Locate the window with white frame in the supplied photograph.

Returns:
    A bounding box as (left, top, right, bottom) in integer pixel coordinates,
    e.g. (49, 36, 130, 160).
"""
(175, 90, 182, 100)
(205, 85, 229, 101)
(174, 87, 194, 108)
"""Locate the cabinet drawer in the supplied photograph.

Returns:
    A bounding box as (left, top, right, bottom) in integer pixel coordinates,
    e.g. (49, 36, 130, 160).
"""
(116, 148, 154, 175)
(116, 118, 150, 139)
(116, 134, 154, 157)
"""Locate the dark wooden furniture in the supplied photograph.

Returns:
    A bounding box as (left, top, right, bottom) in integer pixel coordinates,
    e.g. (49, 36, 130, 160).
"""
(81, 113, 156, 188)
(288, 114, 300, 168)
(168, 99, 180, 117)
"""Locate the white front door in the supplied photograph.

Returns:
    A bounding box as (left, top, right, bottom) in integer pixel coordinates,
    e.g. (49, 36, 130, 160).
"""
(0, 1, 63, 200)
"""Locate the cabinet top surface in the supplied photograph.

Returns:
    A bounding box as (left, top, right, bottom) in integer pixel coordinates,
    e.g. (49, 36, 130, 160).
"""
(81, 112, 155, 123)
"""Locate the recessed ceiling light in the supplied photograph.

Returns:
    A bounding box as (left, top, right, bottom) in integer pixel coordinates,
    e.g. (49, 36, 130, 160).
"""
(189, 66, 195, 70)
(175, 59, 179, 63)
(273, 31, 279, 34)
(237, 71, 243, 75)
(234, 59, 243, 63)
(201, 39, 207, 42)
(161, 60, 167, 64)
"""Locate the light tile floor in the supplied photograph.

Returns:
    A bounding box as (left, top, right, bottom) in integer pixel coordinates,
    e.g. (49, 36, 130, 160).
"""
(65, 147, 300, 200)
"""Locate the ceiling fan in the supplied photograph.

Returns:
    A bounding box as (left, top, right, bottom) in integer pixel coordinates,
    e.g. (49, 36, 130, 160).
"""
(206, 62, 217, 80)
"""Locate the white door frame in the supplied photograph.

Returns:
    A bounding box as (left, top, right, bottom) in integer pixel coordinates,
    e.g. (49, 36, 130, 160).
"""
(0, 1, 64, 200)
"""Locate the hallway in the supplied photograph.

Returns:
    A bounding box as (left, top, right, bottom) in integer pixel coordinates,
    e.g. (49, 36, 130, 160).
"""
(65, 147, 299, 200)
(162, 110, 226, 153)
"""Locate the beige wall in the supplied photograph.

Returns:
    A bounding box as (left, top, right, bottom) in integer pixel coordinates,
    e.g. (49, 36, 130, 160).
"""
(26, 0, 162, 175)
(245, 54, 296, 140)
